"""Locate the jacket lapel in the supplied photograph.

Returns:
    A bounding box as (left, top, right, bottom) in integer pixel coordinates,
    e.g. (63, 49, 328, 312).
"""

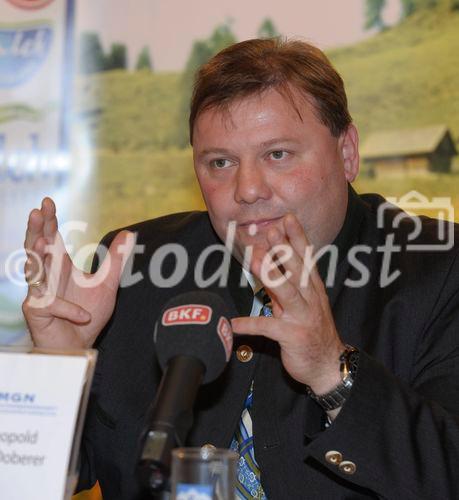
(187, 252, 265, 448)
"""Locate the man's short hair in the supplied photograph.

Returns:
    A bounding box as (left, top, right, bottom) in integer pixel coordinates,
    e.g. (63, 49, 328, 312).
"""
(189, 38, 352, 144)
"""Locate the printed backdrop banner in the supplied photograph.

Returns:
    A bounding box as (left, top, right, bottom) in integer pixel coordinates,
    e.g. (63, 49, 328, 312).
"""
(0, 0, 74, 344)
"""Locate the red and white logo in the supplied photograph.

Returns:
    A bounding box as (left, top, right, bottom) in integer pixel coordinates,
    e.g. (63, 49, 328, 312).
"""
(162, 304, 212, 326)
(217, 317, 233, 361)
(6, 0, 55, 10)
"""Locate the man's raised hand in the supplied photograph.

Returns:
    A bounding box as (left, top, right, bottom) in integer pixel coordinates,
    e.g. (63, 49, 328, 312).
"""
(22, 197, 135, 349)
(231, 214, 345, 395)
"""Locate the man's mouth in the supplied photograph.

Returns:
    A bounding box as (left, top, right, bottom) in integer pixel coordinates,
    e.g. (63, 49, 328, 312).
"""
(238, 216, 283, 230)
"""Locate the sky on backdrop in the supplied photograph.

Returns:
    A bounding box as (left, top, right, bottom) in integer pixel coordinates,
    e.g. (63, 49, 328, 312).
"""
(76, 0, 401, 72)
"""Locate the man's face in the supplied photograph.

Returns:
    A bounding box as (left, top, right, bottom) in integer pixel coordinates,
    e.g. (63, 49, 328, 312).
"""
(192, 87, 358, 262)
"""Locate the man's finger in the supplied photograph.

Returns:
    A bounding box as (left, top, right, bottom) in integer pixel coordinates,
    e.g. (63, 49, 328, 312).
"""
(251, 246, 308, 314)
(266, 225, 315, 296)
(231, 316, 285, 342)
(95, 230, 135, 291)
(283, 214, 308, 256)
(24, 294, 91, 323)
(24, 208, 44, 252)
(283, 214, 323, 291)
(41, 197, 58, 240)
(40, 233, 69, 297)
(48, 297, 91, 323)
(24, 238, 45, 280)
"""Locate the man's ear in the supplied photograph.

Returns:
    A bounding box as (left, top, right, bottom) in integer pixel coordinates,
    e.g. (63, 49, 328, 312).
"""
(339, 124, 359, 182)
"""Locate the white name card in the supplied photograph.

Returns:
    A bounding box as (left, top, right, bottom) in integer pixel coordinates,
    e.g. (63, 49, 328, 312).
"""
(0, 348, 97, 500)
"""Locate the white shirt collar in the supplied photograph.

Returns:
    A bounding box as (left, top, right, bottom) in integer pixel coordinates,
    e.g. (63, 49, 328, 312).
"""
(241, 267, 264, 296)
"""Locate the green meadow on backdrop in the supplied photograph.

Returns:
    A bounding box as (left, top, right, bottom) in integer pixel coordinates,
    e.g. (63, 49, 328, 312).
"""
(74, 6, 459, 247)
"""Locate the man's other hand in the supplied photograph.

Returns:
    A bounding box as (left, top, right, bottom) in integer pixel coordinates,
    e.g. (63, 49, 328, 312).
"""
(231, 213, 345, 395)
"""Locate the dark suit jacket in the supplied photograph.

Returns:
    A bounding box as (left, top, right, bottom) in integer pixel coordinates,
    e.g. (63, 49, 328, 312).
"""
(78, 189, 459, 499)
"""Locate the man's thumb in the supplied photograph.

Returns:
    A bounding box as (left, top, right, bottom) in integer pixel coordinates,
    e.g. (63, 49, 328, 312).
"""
(98, 231, 136, 291)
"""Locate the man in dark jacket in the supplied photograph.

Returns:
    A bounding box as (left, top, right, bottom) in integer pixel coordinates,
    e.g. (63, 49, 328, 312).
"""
(23, 39, 459, 499)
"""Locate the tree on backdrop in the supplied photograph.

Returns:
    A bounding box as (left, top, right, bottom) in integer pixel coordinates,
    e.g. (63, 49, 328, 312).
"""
(257, 18, 279, 38)
(79, 32, 105, 74)
(136, 47, 153, 71)
(208, 22, 238, 54)
(364, 0, 387, 30)
(400, 0, 438, 18)
(183, 40, 214, 77)
(105, 43, 128, 71)
(175, 22, 237, 148)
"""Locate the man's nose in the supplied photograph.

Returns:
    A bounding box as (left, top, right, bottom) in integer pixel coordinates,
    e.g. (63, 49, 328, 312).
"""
(234, 162, 272, 204)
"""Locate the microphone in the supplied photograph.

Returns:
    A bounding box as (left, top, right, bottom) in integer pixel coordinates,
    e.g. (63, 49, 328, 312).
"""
(137, 291, 233, 495)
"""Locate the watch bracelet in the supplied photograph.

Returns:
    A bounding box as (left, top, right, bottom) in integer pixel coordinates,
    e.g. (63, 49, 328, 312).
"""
(306, 346, 360, 411)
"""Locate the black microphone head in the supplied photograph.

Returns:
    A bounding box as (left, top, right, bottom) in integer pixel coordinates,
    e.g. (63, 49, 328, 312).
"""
(154, 291, 233, 384)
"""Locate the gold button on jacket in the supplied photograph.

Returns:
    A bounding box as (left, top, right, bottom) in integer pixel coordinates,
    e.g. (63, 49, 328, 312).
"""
(236, 345, 253, 362)
(339, 460, 357, 475)
(325, 450, 343, 465)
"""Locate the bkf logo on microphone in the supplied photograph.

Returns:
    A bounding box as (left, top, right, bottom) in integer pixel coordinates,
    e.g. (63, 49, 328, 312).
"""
(217, 317, 233, 361)
(162, 305, 212, 326)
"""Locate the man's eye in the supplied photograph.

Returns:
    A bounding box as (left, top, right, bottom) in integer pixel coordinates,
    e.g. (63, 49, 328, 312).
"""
(270, 150, 288, 160)
(211, 159, 230, 169)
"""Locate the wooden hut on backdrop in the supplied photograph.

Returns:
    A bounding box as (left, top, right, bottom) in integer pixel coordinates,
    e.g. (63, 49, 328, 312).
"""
(360, 124, 457, 176)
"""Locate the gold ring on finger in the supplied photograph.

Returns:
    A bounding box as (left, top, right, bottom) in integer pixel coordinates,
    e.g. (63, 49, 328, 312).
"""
(28, 279, 45, 288)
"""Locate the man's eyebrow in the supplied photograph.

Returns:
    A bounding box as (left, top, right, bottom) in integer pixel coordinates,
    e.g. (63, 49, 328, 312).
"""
(196, 148, 232, 159)
(260, 138, 299, 148)
(197, 139, 299, 158)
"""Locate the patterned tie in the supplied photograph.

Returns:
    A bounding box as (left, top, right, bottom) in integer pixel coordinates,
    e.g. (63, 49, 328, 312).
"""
(230, 290, 271, 499)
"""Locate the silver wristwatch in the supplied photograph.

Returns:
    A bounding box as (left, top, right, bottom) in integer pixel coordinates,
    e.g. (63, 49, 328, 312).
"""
(306, 345, 360, 411)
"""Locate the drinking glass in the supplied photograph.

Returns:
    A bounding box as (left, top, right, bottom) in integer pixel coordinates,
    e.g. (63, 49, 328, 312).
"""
(170, 447, 238, 500)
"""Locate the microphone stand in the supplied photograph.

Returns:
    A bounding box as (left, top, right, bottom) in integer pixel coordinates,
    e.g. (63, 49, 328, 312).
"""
(137, 355, 204, 496)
